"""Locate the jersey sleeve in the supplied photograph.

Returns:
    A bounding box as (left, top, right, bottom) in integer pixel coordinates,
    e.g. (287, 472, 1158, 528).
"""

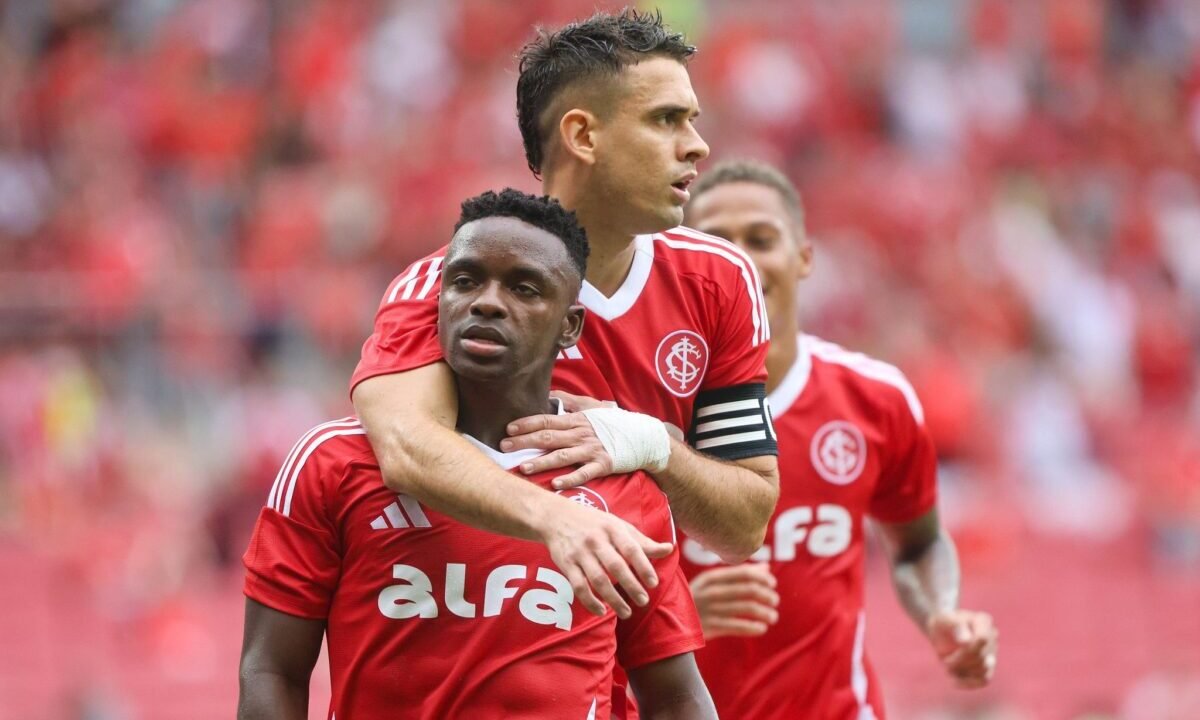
(615, 474, 705, 670)
(700, 245, 769, 391)
(349, 252, 446, 396)
(868, 383, 939, 523)
(685, 244, 777, 460)
(242, 424, 351, 620)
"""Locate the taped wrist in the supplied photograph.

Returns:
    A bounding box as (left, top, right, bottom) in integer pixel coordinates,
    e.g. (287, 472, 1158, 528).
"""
(581, 407, 671, 473)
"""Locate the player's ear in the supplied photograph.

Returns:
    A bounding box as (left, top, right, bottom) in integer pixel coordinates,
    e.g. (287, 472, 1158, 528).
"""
(559, 109, 598, 166)
(559, 304, 586, 349)
(795, 234, 814, 281)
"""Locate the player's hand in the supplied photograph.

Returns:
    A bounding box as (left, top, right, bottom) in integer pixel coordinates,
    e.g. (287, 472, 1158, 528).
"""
(550, 390, 617, 412)
(927, 610, 998, 688)
(689, 564, 780, 640)
(538, 497, 674, 619)
(501, 408, 616, 488)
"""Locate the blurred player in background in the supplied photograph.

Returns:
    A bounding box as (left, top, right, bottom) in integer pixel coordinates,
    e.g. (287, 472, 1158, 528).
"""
(679, 161, 998, 719)
(351, 8, 779, 622)
(238, 190, 716, 720)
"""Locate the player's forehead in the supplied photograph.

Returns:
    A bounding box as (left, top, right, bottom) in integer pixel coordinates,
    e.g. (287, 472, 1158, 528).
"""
(688, 181, 790, 231)
(616, 56, 699, 114)
(448, 216, 570, 276)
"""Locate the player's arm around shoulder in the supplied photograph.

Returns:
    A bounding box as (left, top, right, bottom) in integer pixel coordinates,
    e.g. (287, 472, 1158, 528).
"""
(627, 652, 718, 720)
(355, 363, 568, 542)
(354, 367, 674, 621)
(654, 435, 779, 562)
(505, 396, 778, 563)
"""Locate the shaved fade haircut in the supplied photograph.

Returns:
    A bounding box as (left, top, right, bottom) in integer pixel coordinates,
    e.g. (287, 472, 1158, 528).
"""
(516, 8, 696, 177)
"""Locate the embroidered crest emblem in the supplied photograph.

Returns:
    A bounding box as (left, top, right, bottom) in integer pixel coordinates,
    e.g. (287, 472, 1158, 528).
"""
(655, 330, 709, 397)
(810, 421, 867, 485)
(556, 487, 610, 513)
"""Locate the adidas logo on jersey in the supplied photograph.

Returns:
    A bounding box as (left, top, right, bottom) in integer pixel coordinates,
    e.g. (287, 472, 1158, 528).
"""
(555, 346, 584, 361)
(370, 494, 432, 530)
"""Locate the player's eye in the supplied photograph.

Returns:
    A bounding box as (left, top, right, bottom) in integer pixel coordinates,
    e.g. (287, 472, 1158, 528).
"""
(513, 283, 540, 297)
(654, 111, 680, 126)
(451, 275, 478, 289)
(748, 234, 776, 250)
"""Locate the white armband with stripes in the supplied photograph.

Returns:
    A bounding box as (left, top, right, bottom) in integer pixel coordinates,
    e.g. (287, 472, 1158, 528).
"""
(688, 383, 778, 460)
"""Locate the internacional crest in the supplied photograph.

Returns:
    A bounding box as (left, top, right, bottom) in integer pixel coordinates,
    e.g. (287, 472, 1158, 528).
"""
(810, 420, 867, 485)
(655, 330, 709, 398)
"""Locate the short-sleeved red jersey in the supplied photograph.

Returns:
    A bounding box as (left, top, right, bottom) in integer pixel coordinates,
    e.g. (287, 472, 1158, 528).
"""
(679, 335, 939, 720)
(243, 416, 703, 720)
(351, 228, 775, 459)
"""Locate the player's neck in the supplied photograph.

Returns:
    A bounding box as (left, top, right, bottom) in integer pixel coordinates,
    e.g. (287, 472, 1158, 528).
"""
(582, 237, 639, 297)
(569, 208, 640, 297)
(543, 173, 640, 298)
(766, 317, 800, 395)
(454, 375, 555, 450)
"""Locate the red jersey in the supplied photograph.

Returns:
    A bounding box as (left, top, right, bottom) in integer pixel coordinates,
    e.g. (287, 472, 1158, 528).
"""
(352, 227, 775, 460)
(679, 335, 939, 720)
(243, 416, 703, 720)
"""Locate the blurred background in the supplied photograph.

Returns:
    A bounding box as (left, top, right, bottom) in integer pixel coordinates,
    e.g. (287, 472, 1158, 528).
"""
(0, 0, 1198, 718)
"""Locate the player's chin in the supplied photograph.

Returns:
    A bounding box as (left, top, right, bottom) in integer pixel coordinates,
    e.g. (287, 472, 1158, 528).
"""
(445, 352, 512, 382)
(651, 203, 685, 231)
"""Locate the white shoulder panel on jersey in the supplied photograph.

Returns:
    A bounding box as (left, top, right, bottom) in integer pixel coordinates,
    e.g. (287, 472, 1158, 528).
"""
(805, 336, 926, 425)
(459, 398, 565, 470)
(268, 417, 366, 517)
(656, 226, 770, 346)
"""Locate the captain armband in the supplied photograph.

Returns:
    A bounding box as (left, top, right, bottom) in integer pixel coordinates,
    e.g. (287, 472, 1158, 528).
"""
(688, 383, 778, 460)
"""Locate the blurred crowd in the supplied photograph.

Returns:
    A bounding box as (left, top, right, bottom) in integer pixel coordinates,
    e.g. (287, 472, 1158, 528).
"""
(0, 0, 1198, 718)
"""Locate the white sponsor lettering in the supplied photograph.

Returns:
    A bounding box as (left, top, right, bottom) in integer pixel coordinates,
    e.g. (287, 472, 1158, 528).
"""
(378, 563, 575, 630)
(378, 564, 439, 619)
(684, 503, 853, 566)
(483, 564, 526, 617)
(445, 563, 475, 617)
(519, 568, 576, 630)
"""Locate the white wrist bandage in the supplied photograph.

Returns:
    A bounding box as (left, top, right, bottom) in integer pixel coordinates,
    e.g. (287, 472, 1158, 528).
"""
(581, 407, 671, 474)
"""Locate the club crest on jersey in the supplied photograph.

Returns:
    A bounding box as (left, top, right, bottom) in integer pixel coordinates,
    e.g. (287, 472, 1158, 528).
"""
(655, 330, 709, 398)
(556, 487, 609, 513)
(811, 420, 867, 485)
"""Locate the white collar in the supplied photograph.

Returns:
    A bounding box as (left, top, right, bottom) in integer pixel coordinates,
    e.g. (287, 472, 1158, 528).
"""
(577, 234, 655, 321)
(461, 398, 564, 470)
(766, 334, 812, 419)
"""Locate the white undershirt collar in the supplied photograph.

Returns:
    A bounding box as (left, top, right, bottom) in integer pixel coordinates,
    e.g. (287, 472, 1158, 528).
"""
(461, 398, 565, 470)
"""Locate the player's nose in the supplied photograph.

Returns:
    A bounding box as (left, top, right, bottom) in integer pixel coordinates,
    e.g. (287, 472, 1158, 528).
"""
(469, 281, 508, 318)
(681, 122, 710, 163)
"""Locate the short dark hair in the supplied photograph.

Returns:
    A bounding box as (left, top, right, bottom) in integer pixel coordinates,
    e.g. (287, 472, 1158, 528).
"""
(516, 8, 696, 177)
(689, 160, 805, 225)
(454, 188, 590, 279)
